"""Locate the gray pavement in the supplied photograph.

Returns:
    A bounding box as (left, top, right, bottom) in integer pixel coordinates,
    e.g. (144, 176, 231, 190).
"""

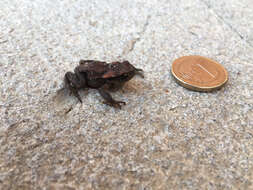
(0, 0, 253, 189)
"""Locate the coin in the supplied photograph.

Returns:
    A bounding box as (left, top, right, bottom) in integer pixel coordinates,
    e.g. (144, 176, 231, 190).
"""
(171, 55, 228, 92)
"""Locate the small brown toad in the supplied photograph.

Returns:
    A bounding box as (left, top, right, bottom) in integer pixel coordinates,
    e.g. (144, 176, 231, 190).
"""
(64, 60, 143, 108)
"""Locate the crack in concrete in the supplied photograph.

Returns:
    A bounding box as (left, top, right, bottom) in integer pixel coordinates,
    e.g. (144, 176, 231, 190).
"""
(122, 15, 151, 56)
(201, 0, 253, 49)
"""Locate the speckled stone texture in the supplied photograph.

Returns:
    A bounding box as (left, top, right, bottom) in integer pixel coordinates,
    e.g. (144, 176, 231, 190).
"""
(0, 0, 253, 189)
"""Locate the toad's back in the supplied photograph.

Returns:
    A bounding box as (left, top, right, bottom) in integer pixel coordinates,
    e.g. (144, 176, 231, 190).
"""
(77, 60, 109, 80)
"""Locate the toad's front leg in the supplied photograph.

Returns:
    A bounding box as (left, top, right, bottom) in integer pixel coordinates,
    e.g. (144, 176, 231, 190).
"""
(98, 88, 126, 109)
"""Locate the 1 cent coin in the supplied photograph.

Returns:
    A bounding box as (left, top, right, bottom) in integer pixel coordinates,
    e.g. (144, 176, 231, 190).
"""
(171, 55, 228, 92)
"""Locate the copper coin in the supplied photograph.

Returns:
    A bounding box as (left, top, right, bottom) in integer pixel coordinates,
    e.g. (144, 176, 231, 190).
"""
(171, 55, 228, 91)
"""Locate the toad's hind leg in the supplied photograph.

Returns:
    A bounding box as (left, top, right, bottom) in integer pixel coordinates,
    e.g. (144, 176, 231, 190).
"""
(64, 72, 83, 103)
(74, 67, 87, 87)
(98, 88, 126, 109)
(71, 87, 82, 103)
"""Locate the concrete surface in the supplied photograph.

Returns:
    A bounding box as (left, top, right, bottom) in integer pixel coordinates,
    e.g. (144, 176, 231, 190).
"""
(0, 0, 253, 189)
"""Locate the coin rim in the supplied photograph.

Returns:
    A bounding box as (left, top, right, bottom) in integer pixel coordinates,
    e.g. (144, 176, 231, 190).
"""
(171, 55, 228, 92)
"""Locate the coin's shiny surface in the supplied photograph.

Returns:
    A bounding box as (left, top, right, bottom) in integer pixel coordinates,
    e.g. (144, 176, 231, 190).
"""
(171, 55, 228, 91)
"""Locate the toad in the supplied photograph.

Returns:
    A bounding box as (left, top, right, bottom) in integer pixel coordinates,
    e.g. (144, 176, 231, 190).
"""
(64, 60, 143, 108)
